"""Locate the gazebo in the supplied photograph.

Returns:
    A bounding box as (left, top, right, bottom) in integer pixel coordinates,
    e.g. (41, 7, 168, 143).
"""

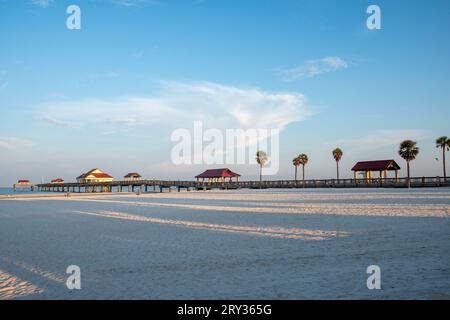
(352, 160, 400, 181)
(195, 168, 240, 183)
(124, 173, 142, 181)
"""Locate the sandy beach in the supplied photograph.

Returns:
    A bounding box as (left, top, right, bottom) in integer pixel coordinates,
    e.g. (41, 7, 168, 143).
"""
(1, 188, 449, 299)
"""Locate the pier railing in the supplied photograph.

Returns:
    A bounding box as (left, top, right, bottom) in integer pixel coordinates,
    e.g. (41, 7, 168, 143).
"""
(35, 176, 450, 193)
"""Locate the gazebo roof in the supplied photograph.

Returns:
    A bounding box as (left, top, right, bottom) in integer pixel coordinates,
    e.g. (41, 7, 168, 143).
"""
(195, 168, 241, 179)
(77, 168, 113, 180)
(352, 160, 400, 172)
(124, 172, 142, 178)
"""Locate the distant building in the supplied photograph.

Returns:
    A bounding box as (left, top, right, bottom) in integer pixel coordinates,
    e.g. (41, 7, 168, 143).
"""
(195, 168, 241, 183)
(77, 168, 114, 183)
(124, 173, 142, 181)
(51, 178, 64, 184)
(13, 179, 33, 192)
(352, 160, 400, 180)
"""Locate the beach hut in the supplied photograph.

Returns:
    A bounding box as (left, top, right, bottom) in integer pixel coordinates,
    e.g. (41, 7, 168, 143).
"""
(124, 172, 142, 181)
(195, 168, 240, 183)
(77, 168, 114, 183)
(351, 160, 400, 181)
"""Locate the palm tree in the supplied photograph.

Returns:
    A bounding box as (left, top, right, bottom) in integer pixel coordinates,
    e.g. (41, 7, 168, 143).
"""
(256, 151, 268, 183)
(292, 155, 301, 181)
(398, 140, 419, 188)
(436, 136, 450, 181)
(298, 154, 309, 182)
(332, 148, 343, 180)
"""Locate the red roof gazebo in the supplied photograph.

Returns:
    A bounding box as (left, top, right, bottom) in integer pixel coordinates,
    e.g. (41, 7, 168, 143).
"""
(352, 160, 400, 180)
(76, 168, 114, 183)
(195, 168, 240, 183)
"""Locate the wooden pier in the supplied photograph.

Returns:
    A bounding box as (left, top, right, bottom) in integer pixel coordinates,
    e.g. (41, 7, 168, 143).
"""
(35, 176, 450, 193)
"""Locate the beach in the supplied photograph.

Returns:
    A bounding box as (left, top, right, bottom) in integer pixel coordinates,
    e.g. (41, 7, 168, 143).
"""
(0, 188, 449, 299)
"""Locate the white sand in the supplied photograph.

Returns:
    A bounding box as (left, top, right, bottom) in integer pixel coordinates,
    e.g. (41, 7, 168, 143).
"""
(0, 188, 449, 299)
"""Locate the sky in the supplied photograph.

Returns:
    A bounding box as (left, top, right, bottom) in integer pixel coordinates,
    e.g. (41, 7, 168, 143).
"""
(0, 0, 449, 185)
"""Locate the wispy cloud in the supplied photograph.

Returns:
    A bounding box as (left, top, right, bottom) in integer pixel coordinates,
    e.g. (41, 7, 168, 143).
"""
(39, 81, 310, 132)
(277, 56, 348, 82)
(130, 51, 144, 59)
(31, 0, 155, 8)
(31, 0, 53, 8)
(110, 0, 159, 6)
(88, 71, 121, 79)
(40, 116, 75, 128)
(46, 92, 69, 100)
(106, 71, 120, 78)
(324, 129, 430, 151)
(0, 137, 33, 150)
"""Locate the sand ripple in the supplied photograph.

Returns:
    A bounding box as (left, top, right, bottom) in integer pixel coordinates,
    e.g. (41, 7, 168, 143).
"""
(70, 210, 348, 240)
(0, 268, 43, 300)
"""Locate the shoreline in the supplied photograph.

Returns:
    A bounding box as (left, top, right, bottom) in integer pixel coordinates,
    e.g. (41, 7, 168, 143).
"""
(1, 186, 450, 201)
(0, 192, 158, 200)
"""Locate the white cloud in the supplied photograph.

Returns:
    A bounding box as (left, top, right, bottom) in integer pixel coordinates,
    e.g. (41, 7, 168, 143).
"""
(39, 81, 310, 132)
(324, 129, 430, 151)
(31, 0, 53, 8)
(277, 56, 348, 82)
(0, 137, 33, 150)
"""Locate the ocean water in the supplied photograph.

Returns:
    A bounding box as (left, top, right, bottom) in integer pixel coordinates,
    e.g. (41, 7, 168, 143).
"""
(0, 187, 50, 195)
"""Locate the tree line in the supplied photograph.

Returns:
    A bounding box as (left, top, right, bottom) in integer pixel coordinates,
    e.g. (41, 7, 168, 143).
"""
(255, 136, 450, 187)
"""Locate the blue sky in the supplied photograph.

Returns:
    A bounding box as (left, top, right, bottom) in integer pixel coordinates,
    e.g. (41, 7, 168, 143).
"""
(0, 0, 449, 185)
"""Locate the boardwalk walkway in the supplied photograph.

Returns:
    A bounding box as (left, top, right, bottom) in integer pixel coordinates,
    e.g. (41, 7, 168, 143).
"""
(35, 177, 450, 193)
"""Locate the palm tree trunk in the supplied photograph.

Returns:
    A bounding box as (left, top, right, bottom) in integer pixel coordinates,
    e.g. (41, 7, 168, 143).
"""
(443, 147, 447, 181)
(294, 166, 298, 182)
(259, 164, 262, 183)
(302, 165, 305, 187)
(407, 160, 411, 188)
(336, 161, 340, 180)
